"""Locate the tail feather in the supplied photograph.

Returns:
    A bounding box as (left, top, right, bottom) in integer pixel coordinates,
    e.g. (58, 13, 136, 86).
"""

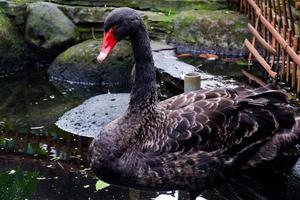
(245, 117, 300, 168)
(230, 85, 299, 169)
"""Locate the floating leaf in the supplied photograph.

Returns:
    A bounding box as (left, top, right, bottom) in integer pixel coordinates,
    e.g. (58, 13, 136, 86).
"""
(198, 53, 219, 60)
(177, 53, 192, 58)
(36, 177, 46, 180)
(95, 179, 110, 191)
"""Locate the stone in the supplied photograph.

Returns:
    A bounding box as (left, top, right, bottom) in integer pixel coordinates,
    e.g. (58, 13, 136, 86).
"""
(140, 11, 173, 40)
(48, 0, 229, 12)
(55, 93, 130, 137)
(48, 39, 134, 94)
(25, 2, 79, 53)
(58, 5, 113, 24)
(0, 1, 27, 26)
(57, 4, 173, 40)
(0, 7, 27, 73)
(151, 41, 239, 98)
(171, 10, 249, 55)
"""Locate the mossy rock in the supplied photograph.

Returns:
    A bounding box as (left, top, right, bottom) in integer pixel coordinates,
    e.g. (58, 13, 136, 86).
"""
(140, 11, 174, 40)
(48, 0, 230, 13)
(57, 4, 174, 40)
(0, 7, 27, 73)
(1, 1, 27, 25)
(58, 4, 113, 24)
(48, 39, 134, 93)
(25, 2, 79, 54)
(171, 10, 249, 54)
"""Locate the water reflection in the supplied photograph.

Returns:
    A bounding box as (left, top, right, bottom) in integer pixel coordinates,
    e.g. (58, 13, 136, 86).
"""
(0, 69, 299, 200)
(0, 149, 296, 200)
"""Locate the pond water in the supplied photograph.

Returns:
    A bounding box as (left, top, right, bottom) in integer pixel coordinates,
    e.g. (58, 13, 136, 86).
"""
(0, 59, 298, 200)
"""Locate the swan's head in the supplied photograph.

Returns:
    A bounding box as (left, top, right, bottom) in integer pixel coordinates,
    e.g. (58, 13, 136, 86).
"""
(97, 7, 142, 63)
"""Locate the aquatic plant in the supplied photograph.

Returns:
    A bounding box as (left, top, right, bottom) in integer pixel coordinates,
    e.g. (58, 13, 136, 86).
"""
(0, 167, 39, 200)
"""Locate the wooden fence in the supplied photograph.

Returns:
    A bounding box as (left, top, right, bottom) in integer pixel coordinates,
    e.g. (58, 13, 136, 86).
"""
(240, 0, 300, 92)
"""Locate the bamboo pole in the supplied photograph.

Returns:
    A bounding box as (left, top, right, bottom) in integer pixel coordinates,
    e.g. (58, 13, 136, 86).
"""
(248, 23, 276, 54)
(248, 18, 260, 69)
(287, 0, 295, 35)
(292, 35, 299, 88)
(245, 39, 277, 78)
(286, 29, 292, 82)
(242, 70, 267, 86)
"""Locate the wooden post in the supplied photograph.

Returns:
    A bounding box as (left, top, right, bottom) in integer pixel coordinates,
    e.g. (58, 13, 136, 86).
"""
(286, 29, 292, 82)
(292, 35, 299, 88)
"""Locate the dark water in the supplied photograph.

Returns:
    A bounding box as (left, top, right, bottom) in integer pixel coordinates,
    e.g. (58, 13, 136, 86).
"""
(0, 64, 298, 200)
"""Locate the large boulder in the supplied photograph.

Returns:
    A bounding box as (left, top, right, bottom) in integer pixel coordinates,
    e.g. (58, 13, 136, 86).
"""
(0, 8, 27, 73)
(48, 39, 134, 94)
(49, 0, 229, 12)
(171, 10, 249, 55)
(140, 11, 173, 40)
(25, 2, 79, 56)
(58, 5, 112, 25)
(0, 1, 27, 26)
(57, 4, 173, 40)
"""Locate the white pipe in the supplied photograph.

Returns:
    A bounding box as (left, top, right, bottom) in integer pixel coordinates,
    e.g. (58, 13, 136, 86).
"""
(184, 72, 201, 93)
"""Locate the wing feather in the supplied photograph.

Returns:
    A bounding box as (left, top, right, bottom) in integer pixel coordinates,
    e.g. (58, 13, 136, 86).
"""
(130, 86, 299, 190)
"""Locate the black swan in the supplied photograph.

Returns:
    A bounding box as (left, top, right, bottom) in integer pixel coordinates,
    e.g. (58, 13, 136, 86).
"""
(89, 7, 300, 199)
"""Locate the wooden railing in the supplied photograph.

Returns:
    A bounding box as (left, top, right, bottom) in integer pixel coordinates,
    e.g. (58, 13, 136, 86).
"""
(240, 0, 300, 92)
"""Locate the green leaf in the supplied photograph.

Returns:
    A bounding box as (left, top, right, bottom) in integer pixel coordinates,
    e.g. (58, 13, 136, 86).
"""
(95, 179, 110, 191)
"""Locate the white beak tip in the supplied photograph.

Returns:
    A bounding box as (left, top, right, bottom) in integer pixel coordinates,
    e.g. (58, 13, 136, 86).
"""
(97, 53, 107, 63)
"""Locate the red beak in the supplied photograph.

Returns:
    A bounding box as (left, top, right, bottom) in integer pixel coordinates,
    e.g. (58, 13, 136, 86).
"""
(97, 28, 117, 63)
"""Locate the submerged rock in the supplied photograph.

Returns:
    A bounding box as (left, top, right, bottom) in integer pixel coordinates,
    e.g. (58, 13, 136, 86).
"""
(171, 10, 249, 55)
(48, 39, 134, 94)
(55, 93, 130, 137)
(25, 2, 79, 55)
(0, 8, 27, 74)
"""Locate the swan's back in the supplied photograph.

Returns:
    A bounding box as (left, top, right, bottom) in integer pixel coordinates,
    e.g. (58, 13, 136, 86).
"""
(127, 85, 300, 190)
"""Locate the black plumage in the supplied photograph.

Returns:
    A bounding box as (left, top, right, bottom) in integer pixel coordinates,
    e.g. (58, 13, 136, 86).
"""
(88, 7, 300, 198)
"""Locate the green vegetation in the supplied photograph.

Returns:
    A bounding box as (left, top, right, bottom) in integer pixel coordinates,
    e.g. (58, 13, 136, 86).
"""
(95, 179, 110, 191)
(0, 7, 25, 57)
(11, 0, 37, 4)
(0, 167, 39, 200)
(0, 8, 8, 27)
(236, 59, 248, 66)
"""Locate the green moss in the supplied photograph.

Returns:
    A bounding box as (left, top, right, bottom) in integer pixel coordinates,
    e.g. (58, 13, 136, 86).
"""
(234, 20, 247, 29)
(235, 59, 248, 66)
(0, 8, 25, 56)
(56, 39, 133, 67)
(0, 8, 8, 27)
(150, 1, 227, 14)
(171, 9, 249, 52)
(11, 0, 37, 4)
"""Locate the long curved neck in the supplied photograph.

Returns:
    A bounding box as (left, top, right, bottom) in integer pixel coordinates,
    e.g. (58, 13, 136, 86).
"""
(129, 23, 157, 111)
